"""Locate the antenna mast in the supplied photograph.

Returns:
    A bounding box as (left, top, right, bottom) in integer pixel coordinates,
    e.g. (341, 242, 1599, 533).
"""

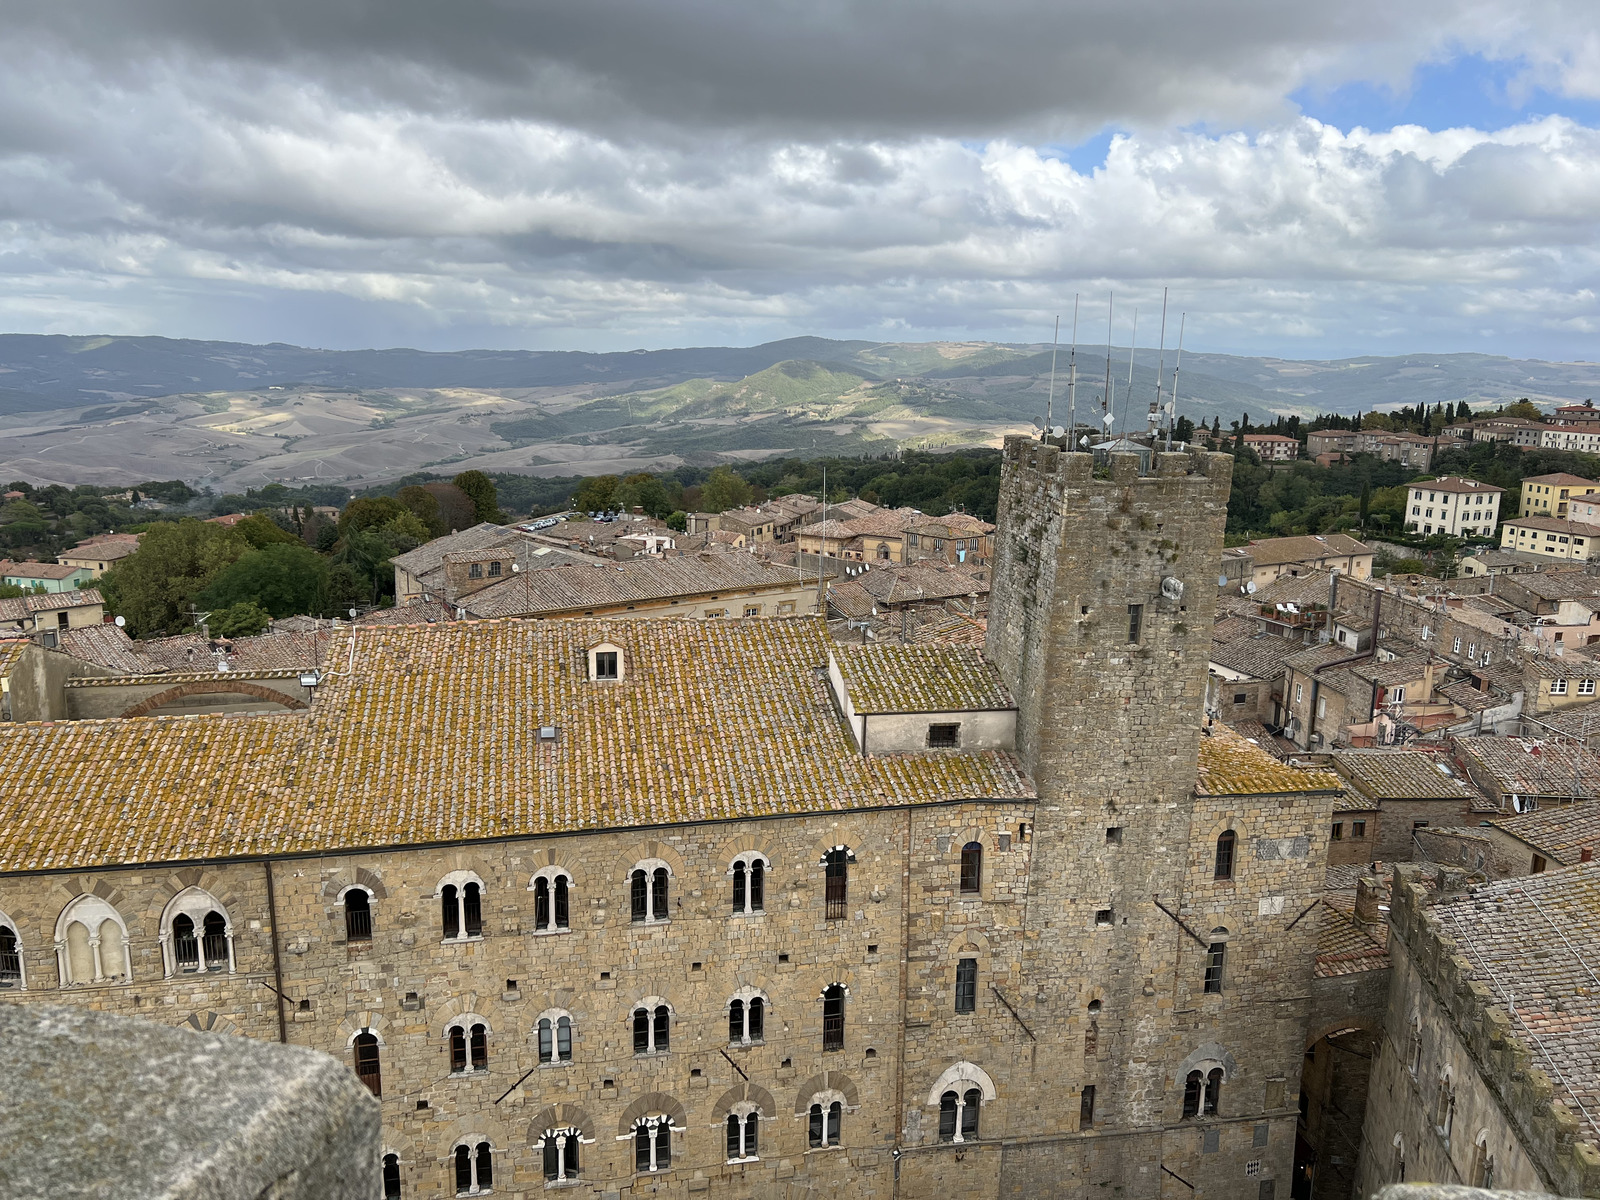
(1152, 287, 1168, 449)
(1102, 291, 1114, 444)
(1043, 315, 1059, 441)
(1167, 312, 1186, 451)
(1116, 307, 1138, 441)
(1066, 295, 1079, 448)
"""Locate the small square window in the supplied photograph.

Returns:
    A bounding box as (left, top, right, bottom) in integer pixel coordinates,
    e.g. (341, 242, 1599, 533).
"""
(594, 650, 619, 680)
(927, 723, 961, 748)
(1352, 820, 1366, 839)
(1095, 909, 1113, 927)
(1330, 823, 1343, 841)
(1105, 827, 1123, 845)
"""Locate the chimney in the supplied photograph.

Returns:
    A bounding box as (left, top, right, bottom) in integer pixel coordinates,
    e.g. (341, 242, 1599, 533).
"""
(1354, 873, 1383, 925)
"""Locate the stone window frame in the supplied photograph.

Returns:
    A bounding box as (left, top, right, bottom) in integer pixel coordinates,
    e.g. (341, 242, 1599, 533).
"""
(1471, 1129, 1496, 1187)
(526, 866, 574, 934)
(802, 1088, 851, 1150)
(336, 883, 376, 943)
(1407, 1010, 1423, 1078)
(347, 1024, 386, 1097)
(722, 1099, 764, 1163)
(535, 1123, 591, 1185)
(54, 894, 133, 987)
(442, 1012, 493, 1075)
(728, 851, 770, 915)
(447, 1136, 496, 1197)
(926, 1062, 997, 1145)
(1434, 1069, 1456, 1139)
(726, 985, 770, 1046)
(157, 886, 237, 978)
(381, 1148, 403, 1199)
(630, 996, 675, 1056)
(0, 906, 28, 990)
(435, 870, 488, 943)
(623, 1113, 681, 1175)
(629, 858, 673, 924)
(536, 1008, 575, 1065)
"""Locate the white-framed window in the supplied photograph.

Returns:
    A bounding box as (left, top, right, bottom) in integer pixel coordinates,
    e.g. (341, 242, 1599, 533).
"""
(727, 987, 768, 1045)
(445, 1015, 491, 1074)
(55, 895, 132, 986)
(528, 867, 572, 933)
(0, 908, 26, 990)
(1294, 683, 1304, 704)
(588, 641, 623, 681)
(159, 887, 236, 977)
(632, 998, 673, 1054)
(1391, 686, 1406, 703)
(436, 871, 486, 941)
(1467, 642, 1476, 659)
(451, 1139, 495, 1196)
(537, 1009, 574, 1063)
(1453, 637, 1462, 653)
(729, 852, 769, 914)
(806, 1092, 847, 1149)
(1581, 679, 1597, 696)
(629, 1115, 677, 1173)
(928, 1062, 997, 1143)
(630, 859, 672, 923)
(724, 1101, 763, 1162)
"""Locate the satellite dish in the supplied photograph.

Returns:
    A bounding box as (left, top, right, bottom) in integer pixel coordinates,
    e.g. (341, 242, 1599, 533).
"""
(1217, 575, 1229, 588)
(1051, 425, 1065, 439)
(348, 608, 358, 618)
(1246, 581, 1257, 594)
(114, 615, 126, 628)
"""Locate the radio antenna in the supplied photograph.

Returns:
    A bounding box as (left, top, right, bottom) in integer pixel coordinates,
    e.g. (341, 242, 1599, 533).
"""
(1102, 291, 1114, 444)
(1065, 295, 1079, 448)
(1153, 287, 1168, 449)
(1116, 307, 1138, 441)
(1167, 312, 1186, 451)
(1043, 314, 1059, 441)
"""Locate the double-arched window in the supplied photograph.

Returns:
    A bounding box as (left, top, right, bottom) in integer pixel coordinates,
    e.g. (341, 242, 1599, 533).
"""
(447, 1018, 489, 1073)
(728, 990, 767, 1044)
(959, 842, 982, 894)
(438, 872, 485, 941)
(730, 853, 768, 914)
(452, 1140, 493, 1196)
(631, 861, 671, 923)
(633, 1115, 673, 1173)
(0, 910, 25, 989)
(529, 869, 571, 933)
(56, 895, 131, 986)
(725, 1102, 761, 1161)
(353, 1030, 383, 1096)
(160, 888, 235, 977)
(633, 1001, 671, 1054)
(808, 1098, 843, 1148)
(538, 1010, 574, 1064)
(1182, 1068, 1222, 1118)
(939, 1088, 983, 1142)
(538, 1126, 583, 1182)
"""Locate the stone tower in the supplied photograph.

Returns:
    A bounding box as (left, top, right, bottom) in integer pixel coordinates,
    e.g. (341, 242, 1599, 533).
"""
(984, 438, 1322, 1198)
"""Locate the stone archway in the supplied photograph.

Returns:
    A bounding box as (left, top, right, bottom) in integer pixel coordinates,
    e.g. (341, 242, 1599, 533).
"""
(120, 681, 308, 718)
(1295, 1024, 1380, 1200)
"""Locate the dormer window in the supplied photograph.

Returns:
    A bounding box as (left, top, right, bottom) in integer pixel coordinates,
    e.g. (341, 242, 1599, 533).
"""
(488, 560, 502, 578)
(468, 563, 483, 579)
(589, 643, 623, 681)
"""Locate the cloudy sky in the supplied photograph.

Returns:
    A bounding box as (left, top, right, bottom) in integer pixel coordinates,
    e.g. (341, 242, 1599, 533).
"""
(4, 1, 1600, 358)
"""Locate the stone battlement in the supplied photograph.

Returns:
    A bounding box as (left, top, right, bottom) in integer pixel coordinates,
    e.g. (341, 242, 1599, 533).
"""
(999, 432, 1234, 494)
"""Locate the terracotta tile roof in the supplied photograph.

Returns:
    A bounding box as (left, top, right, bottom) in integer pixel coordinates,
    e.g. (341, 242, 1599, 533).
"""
(1244, 534, 1371, 567)
(357, 600, 452, 626)
(1430, 865, 1600, 1145)
(1195, 724, 1342, 796)
(1331, 750, 1479, 801)
(835, 644, 1014, 713)
(1419, 476, 1505, 495)
(59, 538, 139, 564)
(1225, 719, 1291, 759)
(851, 564, 989, 607)
(1457, 736, 1600, 801)
(1211, 615, 1258, 641)
(0, 639, 28, 680)
(460, 553, 809, 618)
(1210, 633, 1300, 681)
(1500, 571, 1600, 601)
(390, 522, 517, 577)
(133, 629, 334, 674)
(0, 589, 105, 625)
(1437, 679, 1503, 715)
(0, 560, 87, 581)
(1315, 899, 1390, 977)
(57, 625, 160, 674)
(1529, 700, 1600, 741)
(1502, 514, 1600, 538)
(0, 618, 1032, 873)
(1488, 806, 1600, 865)
(1523, 473, 1600, 488)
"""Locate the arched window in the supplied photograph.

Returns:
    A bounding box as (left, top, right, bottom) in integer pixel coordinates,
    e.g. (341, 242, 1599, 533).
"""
(438, 873, 485, 941)
(0, 920, 21, 988)
(57, 895, 131, 986)
(453, 1141, 493, 1195)
(1214, 830, 1236, 880)
(1182, 1070, 1202, 1119)
(719, 1099, 760, 1162)
(808, 1100, 843, 1148)
(530, 869, 572, 933)
(959, 842, 982, 894)
(1473, 1133, 1495, 1187)
(824, 848, 850, 920)
(938, 1089, 983, 1142)
(537, 1010, 574, 1063)
(344, 889, 372, 943)
(1084, 999, 1101, 1058)
(446, 1018, 490, 1073)
(1435, 1073, 1455, 1137)
(353, 1032, 382, 1096)
(730, 853, 768, 914)
(1408, 1014, 1423, 1076)
(539, 1127, 582, 1182)
(1203, 937, 1226, 994)
(470, 1024, 488, 1071)
(1392, 1133, 1406, 1182)
(955, 958, 977, 1014)
(822, 984, 845, 1051)
(727, 992, 766, 1044)
(632, 1116, 673, 1173)
(1205, 1068, 1222, 1116)
(633, 1003, 671, 1054)
(159, 888, 234, 977)
(381, 1152, 401, 1199)
(630, 862, 670, 923)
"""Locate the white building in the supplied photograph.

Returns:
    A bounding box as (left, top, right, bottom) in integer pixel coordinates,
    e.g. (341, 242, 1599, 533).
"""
(1404, 477, 1504, 538)
(1539, 424, 1600, 454)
